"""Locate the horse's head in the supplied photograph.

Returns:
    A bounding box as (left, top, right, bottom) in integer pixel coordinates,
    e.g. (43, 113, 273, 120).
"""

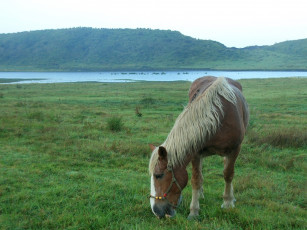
(149, 145, 188, 218)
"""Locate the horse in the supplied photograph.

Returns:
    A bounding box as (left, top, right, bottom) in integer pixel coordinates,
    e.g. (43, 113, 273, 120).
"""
(148, 76, 249, 219)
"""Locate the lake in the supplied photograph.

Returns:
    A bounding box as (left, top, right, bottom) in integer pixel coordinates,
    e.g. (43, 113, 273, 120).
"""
(1, 71, 307, 84)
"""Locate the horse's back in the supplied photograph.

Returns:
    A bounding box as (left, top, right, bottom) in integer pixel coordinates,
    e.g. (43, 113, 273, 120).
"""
(189, 76, 243, 103)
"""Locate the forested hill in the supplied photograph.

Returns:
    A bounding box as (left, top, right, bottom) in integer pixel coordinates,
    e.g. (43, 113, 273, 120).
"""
(0, 28, 306, 71)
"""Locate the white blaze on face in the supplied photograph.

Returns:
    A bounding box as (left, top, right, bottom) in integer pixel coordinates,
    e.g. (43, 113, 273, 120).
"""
(150, 175, 157, 214)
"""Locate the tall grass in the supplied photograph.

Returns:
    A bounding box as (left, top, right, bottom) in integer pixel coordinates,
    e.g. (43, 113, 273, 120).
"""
(107, 116, 124, 132)
(248, 127, 307, 148)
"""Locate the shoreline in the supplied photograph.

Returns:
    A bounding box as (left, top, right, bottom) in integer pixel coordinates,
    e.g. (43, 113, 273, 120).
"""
(1, 68, 307, 73)
(1, 76, 307, 84)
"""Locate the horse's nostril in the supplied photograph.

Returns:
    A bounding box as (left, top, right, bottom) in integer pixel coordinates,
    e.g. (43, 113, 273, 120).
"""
(153, 204, 166, 218)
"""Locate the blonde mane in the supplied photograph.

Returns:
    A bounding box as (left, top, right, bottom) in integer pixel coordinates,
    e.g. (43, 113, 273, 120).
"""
(149, 77, 237, 174)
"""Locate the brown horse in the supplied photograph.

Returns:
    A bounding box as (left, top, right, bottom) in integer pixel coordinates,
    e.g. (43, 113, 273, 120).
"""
(149, 76, 249, 219)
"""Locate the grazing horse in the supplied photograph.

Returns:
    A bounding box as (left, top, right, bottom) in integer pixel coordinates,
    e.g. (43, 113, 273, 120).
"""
(149, 76, 249, 219)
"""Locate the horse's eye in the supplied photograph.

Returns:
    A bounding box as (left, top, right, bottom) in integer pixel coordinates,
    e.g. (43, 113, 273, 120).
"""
(154, 173, 164, 179)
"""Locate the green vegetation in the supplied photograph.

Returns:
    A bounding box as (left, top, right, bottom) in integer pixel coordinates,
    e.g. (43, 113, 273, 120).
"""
(107, 116, 124, 132)
(0, 28, 306, 71)
(0, 78, 306, 229)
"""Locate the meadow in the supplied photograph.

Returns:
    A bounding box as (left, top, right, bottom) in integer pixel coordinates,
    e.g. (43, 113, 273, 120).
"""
(0, 77, 306, 229)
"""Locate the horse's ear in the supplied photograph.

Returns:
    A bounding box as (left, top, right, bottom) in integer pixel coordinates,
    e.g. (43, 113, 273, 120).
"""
(158, 146, 167, 159)
(149, 144, 156, 151)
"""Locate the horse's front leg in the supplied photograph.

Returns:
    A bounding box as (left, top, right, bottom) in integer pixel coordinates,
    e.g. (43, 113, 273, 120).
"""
(188, 155, 204, 219)
(221, 146, 240, 208)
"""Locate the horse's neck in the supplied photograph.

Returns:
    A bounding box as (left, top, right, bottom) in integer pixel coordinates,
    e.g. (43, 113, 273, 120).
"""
(169, 151, 193, 171)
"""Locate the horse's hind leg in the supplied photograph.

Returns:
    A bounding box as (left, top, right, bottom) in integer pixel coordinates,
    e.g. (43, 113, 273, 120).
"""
(188, 155, 204, 219)
(221, 146, 240, 208)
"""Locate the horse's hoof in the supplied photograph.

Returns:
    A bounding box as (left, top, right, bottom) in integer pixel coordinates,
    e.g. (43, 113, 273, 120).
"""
(221, 200, 236, 209)
(187, 214, 199, 220)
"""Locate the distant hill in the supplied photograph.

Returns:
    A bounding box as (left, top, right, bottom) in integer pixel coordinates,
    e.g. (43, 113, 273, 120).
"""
(0, 28, 306, 71)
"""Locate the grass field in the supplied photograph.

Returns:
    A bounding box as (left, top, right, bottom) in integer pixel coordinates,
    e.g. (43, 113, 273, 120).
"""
(0, 78, 306, 229)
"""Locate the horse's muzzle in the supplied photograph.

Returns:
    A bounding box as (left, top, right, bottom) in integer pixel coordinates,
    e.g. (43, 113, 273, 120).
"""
(153, 203, 176, 219)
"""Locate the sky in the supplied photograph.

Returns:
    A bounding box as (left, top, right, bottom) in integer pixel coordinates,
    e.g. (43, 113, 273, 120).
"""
(1, 0, 306, 48)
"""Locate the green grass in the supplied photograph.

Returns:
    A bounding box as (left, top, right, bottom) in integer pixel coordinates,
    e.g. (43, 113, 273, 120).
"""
(0, 78, 306, 229)
(107, 117, 124, 132)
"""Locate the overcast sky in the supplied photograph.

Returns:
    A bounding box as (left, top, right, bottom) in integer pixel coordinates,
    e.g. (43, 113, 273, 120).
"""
(1, 0, 306, 47)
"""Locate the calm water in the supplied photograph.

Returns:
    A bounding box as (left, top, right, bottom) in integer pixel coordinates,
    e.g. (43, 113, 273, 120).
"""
(1, 71, 307, 84)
